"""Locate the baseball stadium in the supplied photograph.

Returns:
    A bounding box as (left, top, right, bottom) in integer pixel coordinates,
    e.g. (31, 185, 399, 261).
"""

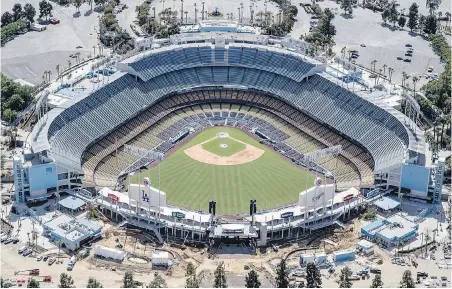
(28, 24, 426, 245)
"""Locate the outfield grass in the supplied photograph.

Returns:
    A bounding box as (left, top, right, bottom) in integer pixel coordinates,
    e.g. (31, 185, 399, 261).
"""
(130, 127, 315, 214)
(201, 137, 246, 157)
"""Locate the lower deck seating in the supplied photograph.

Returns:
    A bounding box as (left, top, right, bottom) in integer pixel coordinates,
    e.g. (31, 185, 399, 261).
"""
(83, 91, 374, 191)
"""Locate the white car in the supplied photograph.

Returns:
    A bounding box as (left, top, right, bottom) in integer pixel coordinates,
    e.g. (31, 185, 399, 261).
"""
(428, 66, 434, 72)
(1, 235, 9, 242)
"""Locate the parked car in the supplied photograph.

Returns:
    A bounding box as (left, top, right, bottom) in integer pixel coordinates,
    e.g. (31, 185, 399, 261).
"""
(43, 256, 49, 261)
(406, 44, 412, 47)
(37, 256, 43, 261)
(22, 249, 33, 256)
(1, 235, 9, 242)
(428, 66, 434, 72)
(370, 268, 381, 274)
(18, 246, 28, 254)
(404, 58, 412, 62)
(12, 238, 19, 244)
(397, 56, 403, 60)
(3, 238, 14, 244)
(50, 18, 60, 24)
(48, 258, 56, 265)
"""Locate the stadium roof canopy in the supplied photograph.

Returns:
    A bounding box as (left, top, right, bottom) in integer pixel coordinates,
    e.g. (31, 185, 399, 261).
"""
(58, 196, 86, 210)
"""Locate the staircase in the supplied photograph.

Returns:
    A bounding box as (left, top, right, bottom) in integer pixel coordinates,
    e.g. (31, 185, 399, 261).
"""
(334, 220, 346, 229)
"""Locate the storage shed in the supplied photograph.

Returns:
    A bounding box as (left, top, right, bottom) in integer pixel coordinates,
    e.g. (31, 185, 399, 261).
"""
(152, 251, 170, 267)
(357, 239, 375, 255)
(300, 253, 315, 266)
(333, 249, 356, 262)
(315, 253, 327, 265)
(94, 246, 127, 261)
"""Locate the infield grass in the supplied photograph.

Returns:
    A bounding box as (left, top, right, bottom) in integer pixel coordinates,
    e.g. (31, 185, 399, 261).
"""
(201, 137, 246, 157)
(130, 127, 315, 214)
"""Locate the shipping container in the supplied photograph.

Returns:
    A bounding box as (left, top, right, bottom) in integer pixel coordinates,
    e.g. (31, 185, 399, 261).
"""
(315, 253, 327, 264)
(333, 249, 356, 262)
(300, 254, 315, 266)
(152, 251, 169, 267)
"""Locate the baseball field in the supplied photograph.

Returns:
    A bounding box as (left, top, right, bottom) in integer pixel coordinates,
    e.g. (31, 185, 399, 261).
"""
(130, 127, 315, 214)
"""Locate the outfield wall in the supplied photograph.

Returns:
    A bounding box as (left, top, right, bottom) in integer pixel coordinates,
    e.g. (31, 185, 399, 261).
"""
(298, 184, 336, 210)
(128, 184, 167, 210)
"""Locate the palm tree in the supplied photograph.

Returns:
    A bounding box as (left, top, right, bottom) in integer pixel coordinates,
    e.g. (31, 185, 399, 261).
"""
(341, 46, 346, 59)
(92, 45, 96, 57)
(388, 67, 394, 83)
(68, 60, 71, 69)
(401, 71, 407, 87)
(56, 64, 60, 78)
(371, 60, 377, 72)
(383, 64, 387, 76)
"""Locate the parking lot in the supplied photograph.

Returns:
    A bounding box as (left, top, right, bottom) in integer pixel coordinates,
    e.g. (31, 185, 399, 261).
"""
(290, 2, 446, 87)
(1, 1, 101, 85)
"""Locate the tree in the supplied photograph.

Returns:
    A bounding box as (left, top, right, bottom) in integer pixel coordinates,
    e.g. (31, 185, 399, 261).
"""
(370, 274, 384, 288)
(382, 9, 390, 24)
(338, 267, 352, 288)
(12, 4, 23, 22)
(245, 270, 261, 288)
(136, 3, 150, 26)
(305, 263, 322, 288)
(38, 0, 53, 20)
(185, 262, 200, 288)
(426, 0, 442, 15)
(213, 262, 227, 288)
(23, 4, 36, 23)
(341, 0, 353, 15)
(425, 14, 438, 34)
(147, 274, 167, 288)
(275, 259, 289, 288)
(94, 0, 107, 7)
(399, 270, 415, 288)
(87, 277, 103, 288)
(305, 8, 336, 54)
(59, 273, 74, 288)
(73, 0, 83, 12)
(398, 15, 406, 28)
(27, 278, 40, 288)
(407, 3, 419, 31)
(388, 1, 399, 27)
(122, 271, 135, 288)
(2, 11, 13, 26)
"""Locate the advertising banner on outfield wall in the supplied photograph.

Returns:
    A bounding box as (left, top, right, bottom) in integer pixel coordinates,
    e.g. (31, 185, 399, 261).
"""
(129, 183, 167, 210)
(298, 184, 335, 210)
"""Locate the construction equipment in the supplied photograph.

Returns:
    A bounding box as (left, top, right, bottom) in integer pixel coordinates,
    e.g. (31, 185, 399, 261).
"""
(14, 269, 39, 276)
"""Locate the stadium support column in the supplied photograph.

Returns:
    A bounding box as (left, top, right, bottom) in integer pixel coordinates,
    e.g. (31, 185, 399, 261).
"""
(250, 200, 256, 225)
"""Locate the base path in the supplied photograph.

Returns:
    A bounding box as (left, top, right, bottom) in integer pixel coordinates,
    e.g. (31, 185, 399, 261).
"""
(184, 135, 264, 165)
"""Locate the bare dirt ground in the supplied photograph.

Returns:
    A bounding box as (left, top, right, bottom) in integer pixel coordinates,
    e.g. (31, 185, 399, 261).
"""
(184, 135, 264, 166)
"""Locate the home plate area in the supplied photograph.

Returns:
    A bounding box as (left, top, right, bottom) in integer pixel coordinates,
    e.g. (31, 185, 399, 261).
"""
(184, 132, 264, 165)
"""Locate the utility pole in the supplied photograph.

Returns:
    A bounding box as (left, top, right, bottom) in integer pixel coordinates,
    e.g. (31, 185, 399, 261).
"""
(194, 3, 197, 23)
(202, 2, 205, 20)
(180, 0, 183, 24)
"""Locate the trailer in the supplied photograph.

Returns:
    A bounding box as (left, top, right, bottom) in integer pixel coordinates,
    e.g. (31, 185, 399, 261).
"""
(14, 269, 39, 276)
